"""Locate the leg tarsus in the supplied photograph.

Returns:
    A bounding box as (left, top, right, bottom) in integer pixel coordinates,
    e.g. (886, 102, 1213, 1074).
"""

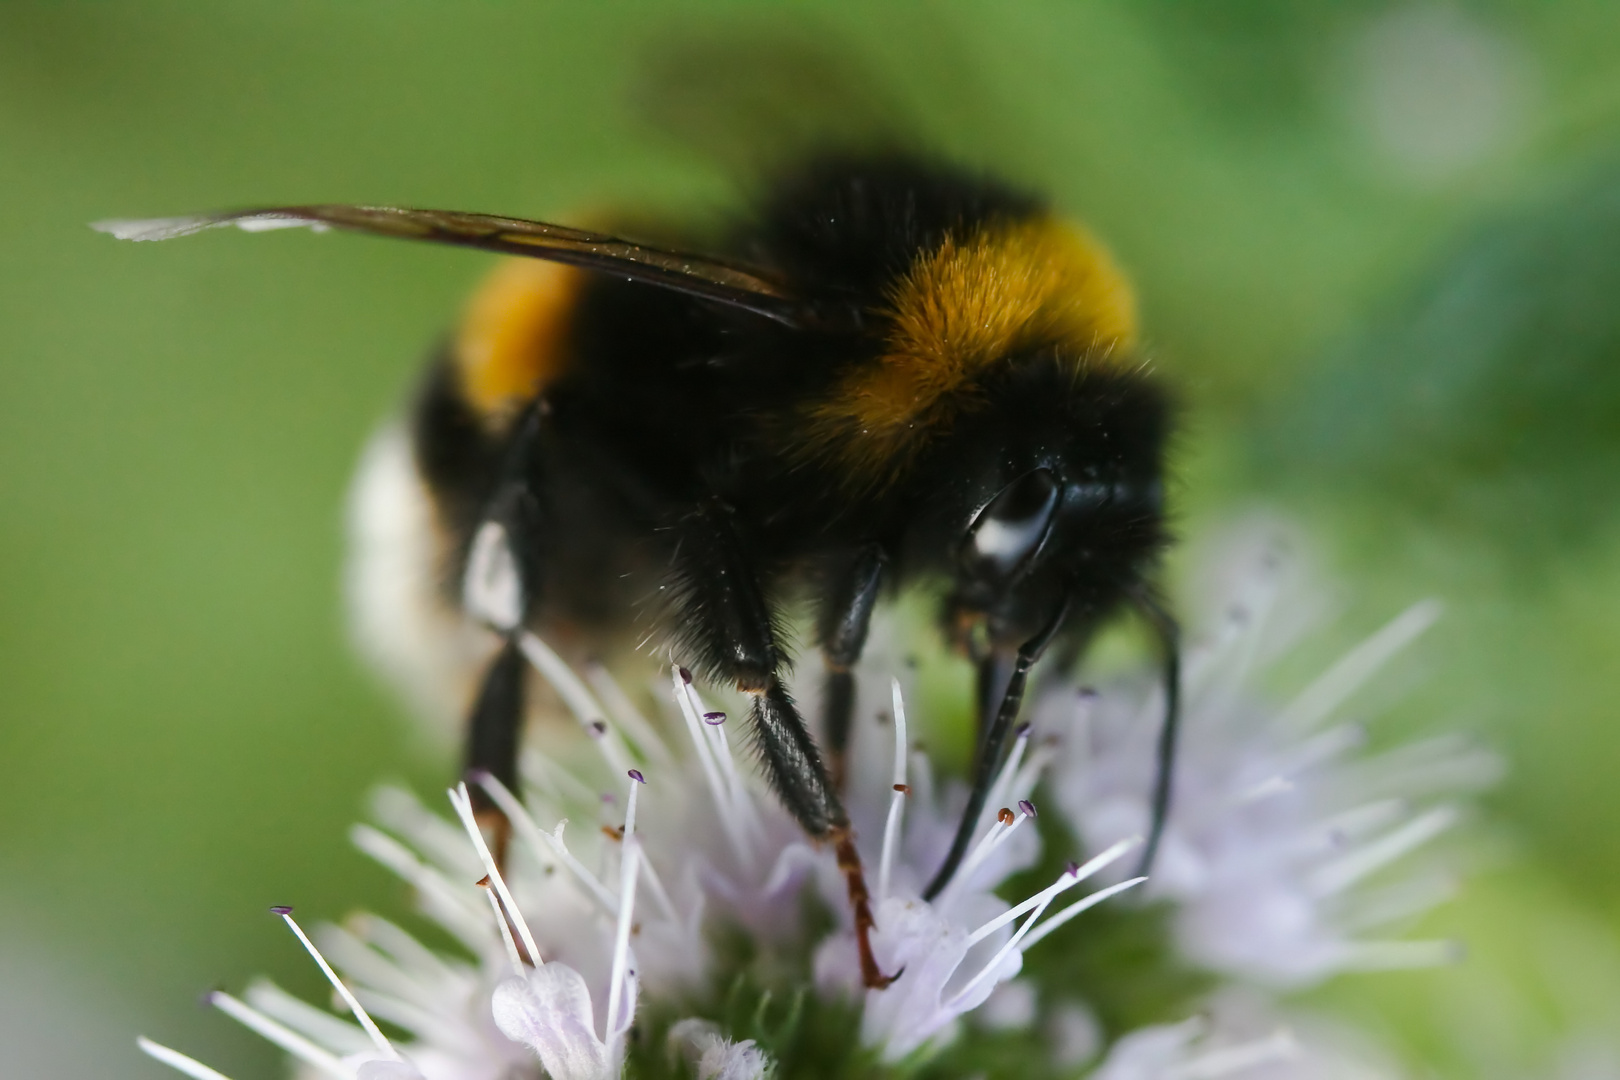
(924, 597, 1071, 901)
(833, 825, 900, 989)
(1132, 591, 1181, 878)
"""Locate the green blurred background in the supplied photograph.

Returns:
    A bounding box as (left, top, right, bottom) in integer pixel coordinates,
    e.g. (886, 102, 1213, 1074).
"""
(5, 2, 1620, 1076)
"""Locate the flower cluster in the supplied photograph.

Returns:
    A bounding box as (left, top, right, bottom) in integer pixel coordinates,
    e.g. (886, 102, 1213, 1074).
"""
(137, 528, 1493, 1079)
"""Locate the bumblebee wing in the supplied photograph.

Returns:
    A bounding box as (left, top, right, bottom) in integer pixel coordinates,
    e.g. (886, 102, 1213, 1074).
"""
(93, 204, 803, 325)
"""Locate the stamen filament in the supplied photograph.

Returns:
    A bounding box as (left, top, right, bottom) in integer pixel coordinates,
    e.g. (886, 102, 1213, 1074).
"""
(981, 726, 1033, 833)
(244, 980, 373, 1057)
(586, 660, 675, 765)
(472, 774, 618, 913)
(671, 667, 753, 863)
(448, 784, 542, 964)
(940, 797, 1037, 910)
(690, 691, 765, 849)
(276, 911, 399, 1060)
(947, 889, 1058, 1010)
(877, 678, 910, 903)
(1334, 938, 1462, 971)
(633, 843, 681, 924)
(481, 882, 527, 975)
(1019, 876, 1147, 951)
(349, 825, 488, 947)
(968, 837, 1139, 946)
(1277, 600, 1440, 735)
(1308, 806, 1458, 896)
(605, 773, 642, 1058)
(1180, 1030, 1297, 1078)
(518, 632, 634, 773)
(623, 769, 643, 839)
(1312, 798, 1408, 847)
(1008, 742, 1057, 806)
(137, 1037, 237, 1080)
(210, 991, 353, 1080)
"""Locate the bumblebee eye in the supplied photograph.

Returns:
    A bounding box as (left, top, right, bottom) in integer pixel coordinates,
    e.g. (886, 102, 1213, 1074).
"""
(965, 468, 1060, 575)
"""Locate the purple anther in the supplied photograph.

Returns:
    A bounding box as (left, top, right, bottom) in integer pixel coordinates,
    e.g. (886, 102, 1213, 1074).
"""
(269, 905, 294, 915)
(1077, 686, 1099, 700)
(1019, 799, 1037, 818)
(1066, 860, 1081, 877)
(590, 720, 607, 736)
(703, 711, 726, 726)
(628, 769, 645, 784)
(1015, 722, 1032, 738)
(678, 667, 694, 684)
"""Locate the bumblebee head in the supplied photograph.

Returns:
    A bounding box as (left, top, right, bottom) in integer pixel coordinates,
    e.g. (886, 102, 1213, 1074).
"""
(905, 356, 1171, 656)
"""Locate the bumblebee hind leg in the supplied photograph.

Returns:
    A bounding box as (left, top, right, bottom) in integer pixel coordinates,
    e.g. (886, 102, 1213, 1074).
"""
(457, 408, 548, 862)
(669, 501, 896, 990)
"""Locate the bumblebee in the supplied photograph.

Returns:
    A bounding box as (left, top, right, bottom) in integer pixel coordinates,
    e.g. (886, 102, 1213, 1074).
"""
(98, 154, 1179, 991)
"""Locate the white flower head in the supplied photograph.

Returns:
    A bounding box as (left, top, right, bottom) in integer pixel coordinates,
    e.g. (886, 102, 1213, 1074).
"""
(1046, 523, 1501, 988)
(137, 629, 1144, 1078)
(1089, 988, 1405, 1080)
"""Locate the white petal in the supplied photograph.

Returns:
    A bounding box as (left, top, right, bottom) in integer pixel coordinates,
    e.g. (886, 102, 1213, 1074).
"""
(356, 1061, 426, 1080)
(491, 967, 612, 1080)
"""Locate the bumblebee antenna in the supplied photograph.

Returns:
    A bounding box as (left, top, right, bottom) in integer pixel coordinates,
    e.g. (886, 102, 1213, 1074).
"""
(1131, 589, 1181, 878)
(923, 594, 1071, 901)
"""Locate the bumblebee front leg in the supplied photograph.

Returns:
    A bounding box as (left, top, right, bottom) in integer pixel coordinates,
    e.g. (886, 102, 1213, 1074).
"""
(1130, 589, 1182, 878)
(672, 503, 897, 989)
(816, 545, 886, 792)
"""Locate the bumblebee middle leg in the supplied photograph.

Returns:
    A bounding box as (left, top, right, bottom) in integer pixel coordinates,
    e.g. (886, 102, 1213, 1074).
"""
(671, 501, 896, 989)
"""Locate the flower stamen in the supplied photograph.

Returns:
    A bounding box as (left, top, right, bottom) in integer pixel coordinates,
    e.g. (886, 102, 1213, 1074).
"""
(518, 631, 634, 774)
(479, 877, 527, 975)
(605, 770, 644, 1059)
(877, 678, 910, 904)
(449, 783, 541, 965)
(210, 990, 352, 1078)
(273, 907, 403, 1061)
(137, 1037, 237, 1080)
(473, 772, 618, 913)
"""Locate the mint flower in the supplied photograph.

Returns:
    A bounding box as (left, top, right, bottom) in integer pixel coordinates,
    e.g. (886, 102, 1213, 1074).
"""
(1048, 527, 1499, 989)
